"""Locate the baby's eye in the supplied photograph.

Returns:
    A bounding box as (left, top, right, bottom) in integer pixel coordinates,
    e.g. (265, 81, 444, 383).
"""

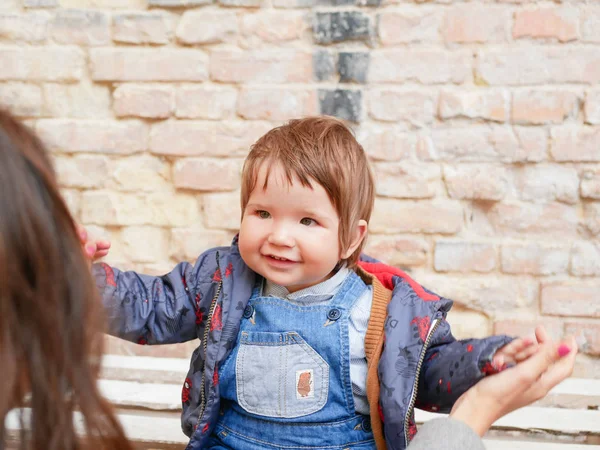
(300, 217, 316, 226)
(257, 210, 271, 219)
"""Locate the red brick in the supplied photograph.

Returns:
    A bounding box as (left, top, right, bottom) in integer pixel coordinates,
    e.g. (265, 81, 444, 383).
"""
(50, 9, 111, 46)
(368, 89, 436, 124)
(550, 126, 600, 162)
(370, 199, 463, 234)
(238, 89, 318, 121)
(0, 46, 83, 81)
(541, 283, 600, 318)
(0, 12, 49, 43)
(564, 321, 600, 356)
(378, 9, 441, 45)
(364, 235, 429, 267)
(211, 50, 312, 83)
(373, 162, 439, 199)
(515, 165, 579, 204)
(581, 6, 600, 43)
(434, 240, 497, 273)
(501, 242, 570, 275)
(476, 48, 600, 85)
(175, 86, 236, 120)
(513, 7, 579, 42)
(494, 318, 564, 342)
(356, 127, 415, 161)
(176, 10, 237, 44)
(90, 48, 208, 82)
(584, 90, 600, 125)
(113, 84, 173, 119)
(241, 11, 304, 43)
(369, 49, 470, 84)
(487, 202, 578, 236)
(438, 89, 508, 122)
(173, 158, 242, 192)
(202, 191, 241, 231)
(512, 90, 579, 124)
(113, 12, 174, 45)
(571, 241, 600, 277)
(0, 83, 42, 117)
(36, 119, 148, 154)
(443, 5, 508, 43)
(150, 121, 271, 157)
(444, 164, 508, 201)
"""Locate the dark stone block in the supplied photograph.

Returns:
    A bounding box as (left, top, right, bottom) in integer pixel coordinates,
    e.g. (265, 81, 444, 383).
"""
(313, 12, 370, 45)
(313, 50, 336, 82)
(319, 89, 362, 122)
(337, 52, 369, 83)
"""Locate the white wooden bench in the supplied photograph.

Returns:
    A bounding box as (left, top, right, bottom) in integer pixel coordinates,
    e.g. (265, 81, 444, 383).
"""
(6, 354, 600, 449)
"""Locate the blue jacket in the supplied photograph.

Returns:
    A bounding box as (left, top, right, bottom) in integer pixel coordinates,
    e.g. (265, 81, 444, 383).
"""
(93, 238, 511, 450)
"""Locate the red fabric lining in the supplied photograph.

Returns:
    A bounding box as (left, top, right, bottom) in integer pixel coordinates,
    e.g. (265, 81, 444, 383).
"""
(358, 261, 439, 302)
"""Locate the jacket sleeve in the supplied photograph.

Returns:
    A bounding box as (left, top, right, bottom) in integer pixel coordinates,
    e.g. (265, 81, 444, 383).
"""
(415, 318, 513, 413)
(92, 250, 216, 345)
(407, 418, 485, 450)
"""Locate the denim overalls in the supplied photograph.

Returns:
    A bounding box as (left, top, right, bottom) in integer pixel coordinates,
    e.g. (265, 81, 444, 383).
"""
(207, 271, 376, 449)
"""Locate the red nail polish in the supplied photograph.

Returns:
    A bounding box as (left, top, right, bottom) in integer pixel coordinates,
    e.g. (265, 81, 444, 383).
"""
(558, 345, 570, 357)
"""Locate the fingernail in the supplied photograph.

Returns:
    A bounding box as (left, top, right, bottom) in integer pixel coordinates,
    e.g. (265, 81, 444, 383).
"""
(558, 345, 571, 357)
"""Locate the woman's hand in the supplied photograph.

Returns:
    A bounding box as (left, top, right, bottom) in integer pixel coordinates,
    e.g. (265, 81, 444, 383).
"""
(449, 326, 578, 437)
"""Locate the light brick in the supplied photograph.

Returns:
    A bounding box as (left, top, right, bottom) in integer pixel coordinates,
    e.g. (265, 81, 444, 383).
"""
(150, 121, 271, 157)
(0, 12, 49, 43)
(446, 308, 492, 340)
(370, 49, 470, 84)
(584, 203, 600, 236)
(170, 228, 234, 262)
(368, 89, 436, 125)
(513, 7, 579, 42)
(241, 11, 304, 43)
(443, 5, 508, 43)
(501, 242, 570, 275)
(0, 47, 83, 81)
(60, 0, 146, 7)
(50, 9, 110, 46)
(113, 12, 173, 45)
(175, 86, 236, 120)
(90, 48, 208, 82)
(414, 272, 538, 317)
(443, 164, 508, 201)
(564, 321, 600, 356)
(110, 155, 171, 192)
(203, 191, 241, 231)
(512, 90, 579, 124)
(177, 10, 238, 45)
(43, 82, 111, 119)
(121, 227, 170, 264)
(211, 50, 312, 83)
(370, 199, 463, 234)
(438, 89, 508, 122)
(516, 165, 579, 204)
(60, 189, 81, 219)
(476, 48, 600, 85)
(581, 169, 600, 199)
(81, 191, 201, 227)
(377, 9, 441, 45)
(373, 161, 440, 199)
(54, 155, 110, 189)
(173, 158, 242, 192)
(584, 90, 600, 125)
(36, 119, 147, 154)
(571, 241, 600, 277)
(494, 318, 564, 342)
(0, 83, 43, 117)
(104, 334, 199, 359)
(542, 283, 600, 318)
(363, 235, 429, 267)
(356, 127, 415, 161)
(487, 202, 578, 236)
(581, 6, 600, 43)
(238, 89, 318, 121)
(422, 126, 546, 163)
(550, 126, 600, 162)
(113, 84, 173, 119)
(148, 0, 210, 6)
(434, 240, 496, 273)
(24, 0, 58, 7)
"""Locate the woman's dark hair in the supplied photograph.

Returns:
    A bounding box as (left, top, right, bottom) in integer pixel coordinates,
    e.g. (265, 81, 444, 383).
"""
(0, 109, 132, 450)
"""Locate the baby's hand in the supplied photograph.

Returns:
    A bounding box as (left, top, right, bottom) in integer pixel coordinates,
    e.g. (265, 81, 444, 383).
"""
(77, 224, 111, 262)
(492, 336, 538, 371)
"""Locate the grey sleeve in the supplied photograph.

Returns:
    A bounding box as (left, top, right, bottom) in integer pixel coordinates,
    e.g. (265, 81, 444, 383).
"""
(407, 418, 486, 450)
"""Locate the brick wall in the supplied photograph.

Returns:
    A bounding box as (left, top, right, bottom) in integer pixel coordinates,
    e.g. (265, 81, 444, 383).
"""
(0, 0, 598, 377)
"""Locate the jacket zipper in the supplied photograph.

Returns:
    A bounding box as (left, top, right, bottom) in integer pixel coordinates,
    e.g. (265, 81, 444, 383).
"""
(403, 317, 441, 448)
(194, 255, 223, 433)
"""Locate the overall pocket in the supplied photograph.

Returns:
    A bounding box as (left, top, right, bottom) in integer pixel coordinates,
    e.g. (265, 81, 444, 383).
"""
(236, 331, 329, 418)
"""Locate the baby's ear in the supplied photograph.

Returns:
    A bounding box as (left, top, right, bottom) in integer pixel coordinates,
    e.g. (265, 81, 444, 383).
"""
(341, 219, 368, 260)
